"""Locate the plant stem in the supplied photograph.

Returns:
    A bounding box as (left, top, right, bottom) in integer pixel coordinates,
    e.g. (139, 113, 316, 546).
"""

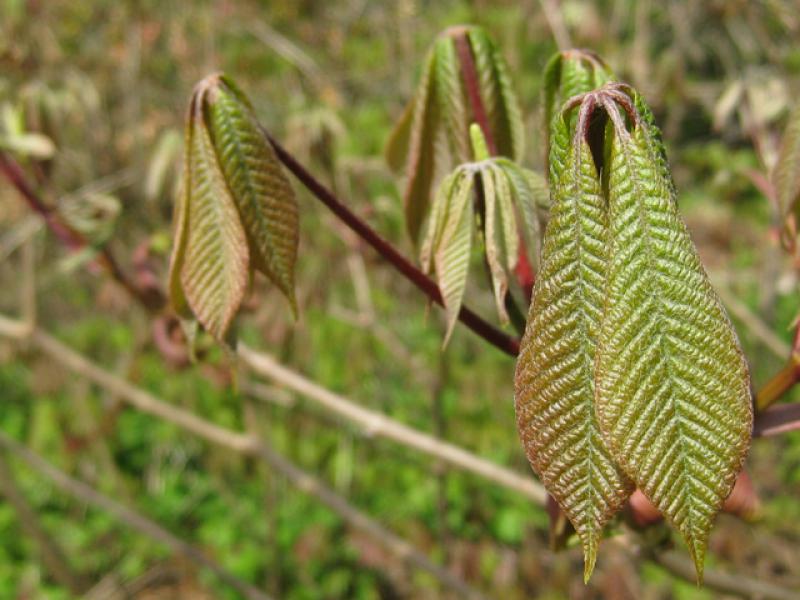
(0, 152, 165, 312)
(266, 133, 521, 357)
(755, 321, 800, 411)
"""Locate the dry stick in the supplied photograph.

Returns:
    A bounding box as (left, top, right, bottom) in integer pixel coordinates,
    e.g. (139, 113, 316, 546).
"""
(651, 550, 799, 600)
(0, 452, 91, 595)
(265, 134, 521, 357)
(538, 0, 572, 52)
(714, 283, 790, 360)
(0, 322, 485, 600)
(238, 342, 548, 505)
(0, 433, 273, 600)
(0, 152, 165, 312)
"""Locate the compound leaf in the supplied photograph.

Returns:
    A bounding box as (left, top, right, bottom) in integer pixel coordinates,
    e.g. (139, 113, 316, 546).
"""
(515, 116, 633, 581)
(595, 110, 753, 581)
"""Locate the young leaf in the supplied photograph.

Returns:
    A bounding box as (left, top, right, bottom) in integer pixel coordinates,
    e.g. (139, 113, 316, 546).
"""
(169, 91, 200, 321)
(594, 95, 753, 581)
(774, 102, 800, 224)
(543, 50, 614, 149)
(206, 76, 299, 314)
(179, 98, 250, 340)
(515, 114, 633, 582)
(432, 171, 475, 346)
(404, 50, 441, 244)
(467, 27, 525, 160)
(481, 167, 510, 324)
(385, 99, 415, 174)
(434, 36, 470, 165)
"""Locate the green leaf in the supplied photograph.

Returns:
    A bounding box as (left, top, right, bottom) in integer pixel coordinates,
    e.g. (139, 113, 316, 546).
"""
(543, 50, 614, 148)
(168, 95, 198, 320)
(429, 171, 475, 346)
(0, 132, 55, 158)
(434, 36, 470, 164)
(515, 115, 633, 582)
(179, 96, 250, 340)
(595, 100, 752, 581)
(467, 27, 525, 160)
(481, 167, 509, 324)
(420, 171, 460, 275)
(404, 49, 441, 244)
(207, 76, 299, 314)
(385, 99, 415, 174)
(774, 102, 800, 221)
(495, 158, 547, 270)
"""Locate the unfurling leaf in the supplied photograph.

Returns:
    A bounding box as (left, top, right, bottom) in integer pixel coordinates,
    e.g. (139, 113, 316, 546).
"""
(168, 74, 299, 344)
(543, 49, 614, 148)
(386, 25, 524, 245)
(514, 113, 633, 582)
(591, 86, 752, 580)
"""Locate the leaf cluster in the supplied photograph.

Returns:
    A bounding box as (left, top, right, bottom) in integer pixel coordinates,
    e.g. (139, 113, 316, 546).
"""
(515, 77, 753, 582)
(169, 74, 299, 344)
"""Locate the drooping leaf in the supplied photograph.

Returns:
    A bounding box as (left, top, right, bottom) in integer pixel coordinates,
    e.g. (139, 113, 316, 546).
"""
(434, 36, 470, 165)
(515, 114, 633, 581)
(436, 177, 474, 347)
(495, 158, 548, 270)
(404, 49, 441, 244)
(467, 27, 525, 160)
(168, 94, 199, 321)
(385, 99, 415, 174)
(207, 76, 299, 314)
(594, 96, 752, 581)
(420, 171, 460, 275)
(774, 102, 800, 224)
(179, 97, 250, 340)
(481, 167, 510, 324)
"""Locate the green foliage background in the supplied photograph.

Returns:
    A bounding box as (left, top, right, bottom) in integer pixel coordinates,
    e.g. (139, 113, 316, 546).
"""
(1, 1, 799, 598)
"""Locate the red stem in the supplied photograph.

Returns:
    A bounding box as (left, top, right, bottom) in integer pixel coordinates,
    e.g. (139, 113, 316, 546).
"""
(0, 152, 165, 311)
(266, 133, 521, 357)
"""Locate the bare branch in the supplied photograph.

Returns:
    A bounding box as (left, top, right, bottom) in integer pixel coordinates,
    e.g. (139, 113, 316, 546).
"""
(0, 452, 91, 594)
(0, 320, 486, 599)
(651, 550, 799, 600)
(0, 432, 272, 600)
(238, 342, 547, 505)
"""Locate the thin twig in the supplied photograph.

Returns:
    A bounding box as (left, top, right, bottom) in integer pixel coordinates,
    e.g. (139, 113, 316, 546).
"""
(0, 433, 273, 600)
(0, 320, 485, 599)
(715, 282, 790, 360)
(651, 550, 799, 600)
(538, 0, 572, 52)
(238, 342, 547, 505)
(0, 452, 91, 594)
(0, 151, 165, 311)
(266, 133, 521, 357)
(753, 402, 800, 437)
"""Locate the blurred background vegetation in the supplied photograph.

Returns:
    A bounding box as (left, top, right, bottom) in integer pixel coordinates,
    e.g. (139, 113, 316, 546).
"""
(1, 0, 799, 598)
